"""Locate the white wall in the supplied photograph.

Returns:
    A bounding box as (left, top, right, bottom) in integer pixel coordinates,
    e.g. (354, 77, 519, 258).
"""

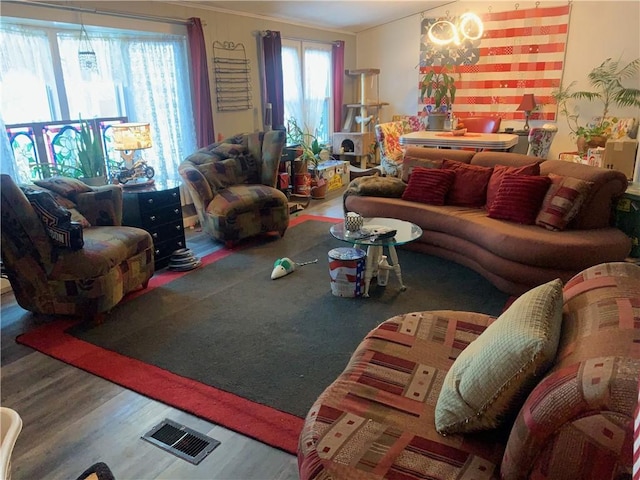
(356, 1, 640, 161)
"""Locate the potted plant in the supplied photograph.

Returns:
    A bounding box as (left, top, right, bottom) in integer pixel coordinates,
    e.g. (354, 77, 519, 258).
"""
(30, 117, 107, 184)
(420, 64, 457, 130)
(553, 56, 640, 153)
(75, 116, 107, 185)
(286, 118, 328, 198)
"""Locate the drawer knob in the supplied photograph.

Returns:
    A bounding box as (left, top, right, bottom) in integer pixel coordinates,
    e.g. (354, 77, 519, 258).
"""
(152, 232, 158, 239)
(155, 249, 160, 255)
(177, 241, 184, 247)
(150, 215, 156, 221)
(175, 225, 182, 231)
(174, 208, 180, 214)
(172, 192, 177, 198)
(147, 199, 154, 204)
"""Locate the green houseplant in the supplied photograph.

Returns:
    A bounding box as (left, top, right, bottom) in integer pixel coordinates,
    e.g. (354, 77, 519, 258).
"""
(286, 117, 328, 198)
(553, 57, 640, 152)
(420, 65, 457, 130)
(75, 117, 107, 184)
(31, 117, 108, 183)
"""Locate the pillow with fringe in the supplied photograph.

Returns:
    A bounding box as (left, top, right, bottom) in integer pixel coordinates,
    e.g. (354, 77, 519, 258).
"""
(435, 278, 563, 435)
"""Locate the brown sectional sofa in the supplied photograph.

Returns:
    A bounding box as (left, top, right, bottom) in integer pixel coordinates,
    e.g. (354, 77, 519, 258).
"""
(298, 261, 640, 480)
(344, 147, 632, 295)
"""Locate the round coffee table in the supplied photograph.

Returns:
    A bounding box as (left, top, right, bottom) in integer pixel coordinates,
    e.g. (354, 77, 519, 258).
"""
(330, 217, 423, 297)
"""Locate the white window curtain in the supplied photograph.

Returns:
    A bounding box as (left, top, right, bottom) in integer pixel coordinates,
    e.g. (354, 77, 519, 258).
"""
(57, 31, 196, 181)
(282, 39, 332, 143)
(1, 21, 197, 183)
(0, 25, 58, 123)
(0, 115, 17, 179)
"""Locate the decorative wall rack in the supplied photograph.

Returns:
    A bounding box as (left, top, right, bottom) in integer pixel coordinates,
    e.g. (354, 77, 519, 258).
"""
(212, 41, 252, 111)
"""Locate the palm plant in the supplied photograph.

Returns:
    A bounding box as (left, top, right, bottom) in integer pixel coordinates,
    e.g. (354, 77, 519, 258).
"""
(553, 57, 640, 143)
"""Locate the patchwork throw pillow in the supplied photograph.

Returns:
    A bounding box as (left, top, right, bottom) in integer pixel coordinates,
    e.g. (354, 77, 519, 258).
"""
(198, 143, 260, 188)
(23, 189, 84, 250)
(442, 159, 493, 207)
(34, 176, 92, 198)
(24, 184, 91, 227)
(435, 278, 563, 435)
(535, 174, 594, 231)
(400, 156, 444, 182)
(212, 142, 247, 159)
(487, 174, 551, 225)
(401, 167, 455, 205)
(486, 163, 541, 210)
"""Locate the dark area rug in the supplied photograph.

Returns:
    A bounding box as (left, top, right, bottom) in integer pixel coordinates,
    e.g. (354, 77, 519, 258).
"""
(17, 215, 509, 453)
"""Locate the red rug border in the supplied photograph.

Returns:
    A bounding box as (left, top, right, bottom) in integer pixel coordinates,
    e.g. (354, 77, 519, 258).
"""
(15, 214, 341, 455)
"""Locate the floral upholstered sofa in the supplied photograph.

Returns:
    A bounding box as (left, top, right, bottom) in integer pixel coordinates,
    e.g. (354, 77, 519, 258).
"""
(298, 261, 640, 479)
(375, 117, 427, 177)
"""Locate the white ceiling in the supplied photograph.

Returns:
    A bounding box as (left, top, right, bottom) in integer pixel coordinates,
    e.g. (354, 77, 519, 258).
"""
(178, 1, 454, 34)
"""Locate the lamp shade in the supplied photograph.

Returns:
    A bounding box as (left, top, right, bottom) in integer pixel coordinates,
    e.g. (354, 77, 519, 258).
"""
(112, 123, 152, 151)
(517, 94, 536, 112)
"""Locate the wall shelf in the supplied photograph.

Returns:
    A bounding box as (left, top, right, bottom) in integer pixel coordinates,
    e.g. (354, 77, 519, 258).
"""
(213, 41, 252, 112)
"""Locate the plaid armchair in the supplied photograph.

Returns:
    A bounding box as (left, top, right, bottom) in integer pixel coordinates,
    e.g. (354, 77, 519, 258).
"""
(0, 174, 154, 318)
(179, 130, 289, 246)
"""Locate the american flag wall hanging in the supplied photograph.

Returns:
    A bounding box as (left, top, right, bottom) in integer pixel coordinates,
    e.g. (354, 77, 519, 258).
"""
(419, 3, 571, 122)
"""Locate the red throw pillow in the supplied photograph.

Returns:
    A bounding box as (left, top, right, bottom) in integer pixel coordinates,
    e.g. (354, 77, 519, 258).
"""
(485, 163, 541, 209)
(401, 167, 456, 205)
(442, 159, 493, 207)
(535, 174, 594, 231)
(487, 174, 551, 224)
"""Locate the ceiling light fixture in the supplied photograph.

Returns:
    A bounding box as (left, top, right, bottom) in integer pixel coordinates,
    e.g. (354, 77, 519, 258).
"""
(427, 12, 484, 46)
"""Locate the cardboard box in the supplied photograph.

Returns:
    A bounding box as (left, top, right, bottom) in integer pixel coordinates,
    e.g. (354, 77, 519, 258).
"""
(604, 138, 638, 179)
(316, 160, 350, 191)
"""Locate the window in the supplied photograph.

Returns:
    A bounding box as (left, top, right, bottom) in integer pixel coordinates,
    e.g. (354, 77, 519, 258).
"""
(281, 39, 332, 145)
(0, 21, 196, 183)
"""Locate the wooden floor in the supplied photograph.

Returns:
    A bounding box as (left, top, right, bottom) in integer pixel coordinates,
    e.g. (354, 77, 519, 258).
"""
(0, 188, 345, 480)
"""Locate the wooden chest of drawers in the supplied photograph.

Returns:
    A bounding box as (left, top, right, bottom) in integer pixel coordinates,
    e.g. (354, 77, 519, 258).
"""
(122, 179, 186, 270)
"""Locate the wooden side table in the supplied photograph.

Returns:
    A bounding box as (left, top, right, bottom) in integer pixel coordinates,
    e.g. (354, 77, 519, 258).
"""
(121, 179, 186, 269)
(501, 130, 529, 154)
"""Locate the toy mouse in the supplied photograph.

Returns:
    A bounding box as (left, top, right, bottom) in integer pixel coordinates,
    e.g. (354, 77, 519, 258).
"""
(271, 257, 318, 279)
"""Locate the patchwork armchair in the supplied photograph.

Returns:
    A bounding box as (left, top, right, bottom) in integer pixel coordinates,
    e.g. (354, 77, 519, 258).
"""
(527, 123, 558, 158)
(0, 174, 154, 318)
(179, 130, 289, 246)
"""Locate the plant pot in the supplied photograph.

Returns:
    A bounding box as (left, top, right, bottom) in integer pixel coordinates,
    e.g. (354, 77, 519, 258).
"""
(310, 177, 328, 199)
(587, 135, 608, 148)
(80, 175, 107, 186)
(427, 113, 447, 131)
(576, 136, 587, 155)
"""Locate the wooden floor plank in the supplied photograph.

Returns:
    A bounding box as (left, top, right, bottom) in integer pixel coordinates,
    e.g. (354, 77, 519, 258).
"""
(1, 188, 344, 480)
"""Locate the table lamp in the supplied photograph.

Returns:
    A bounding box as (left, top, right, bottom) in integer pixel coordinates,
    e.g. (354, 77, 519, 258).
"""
(112, 122, 152, 167)
(517, 94, 536, 131)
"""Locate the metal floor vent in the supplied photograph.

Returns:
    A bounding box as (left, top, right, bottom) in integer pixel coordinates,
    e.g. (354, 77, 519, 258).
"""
(142, 418, 221, 465)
